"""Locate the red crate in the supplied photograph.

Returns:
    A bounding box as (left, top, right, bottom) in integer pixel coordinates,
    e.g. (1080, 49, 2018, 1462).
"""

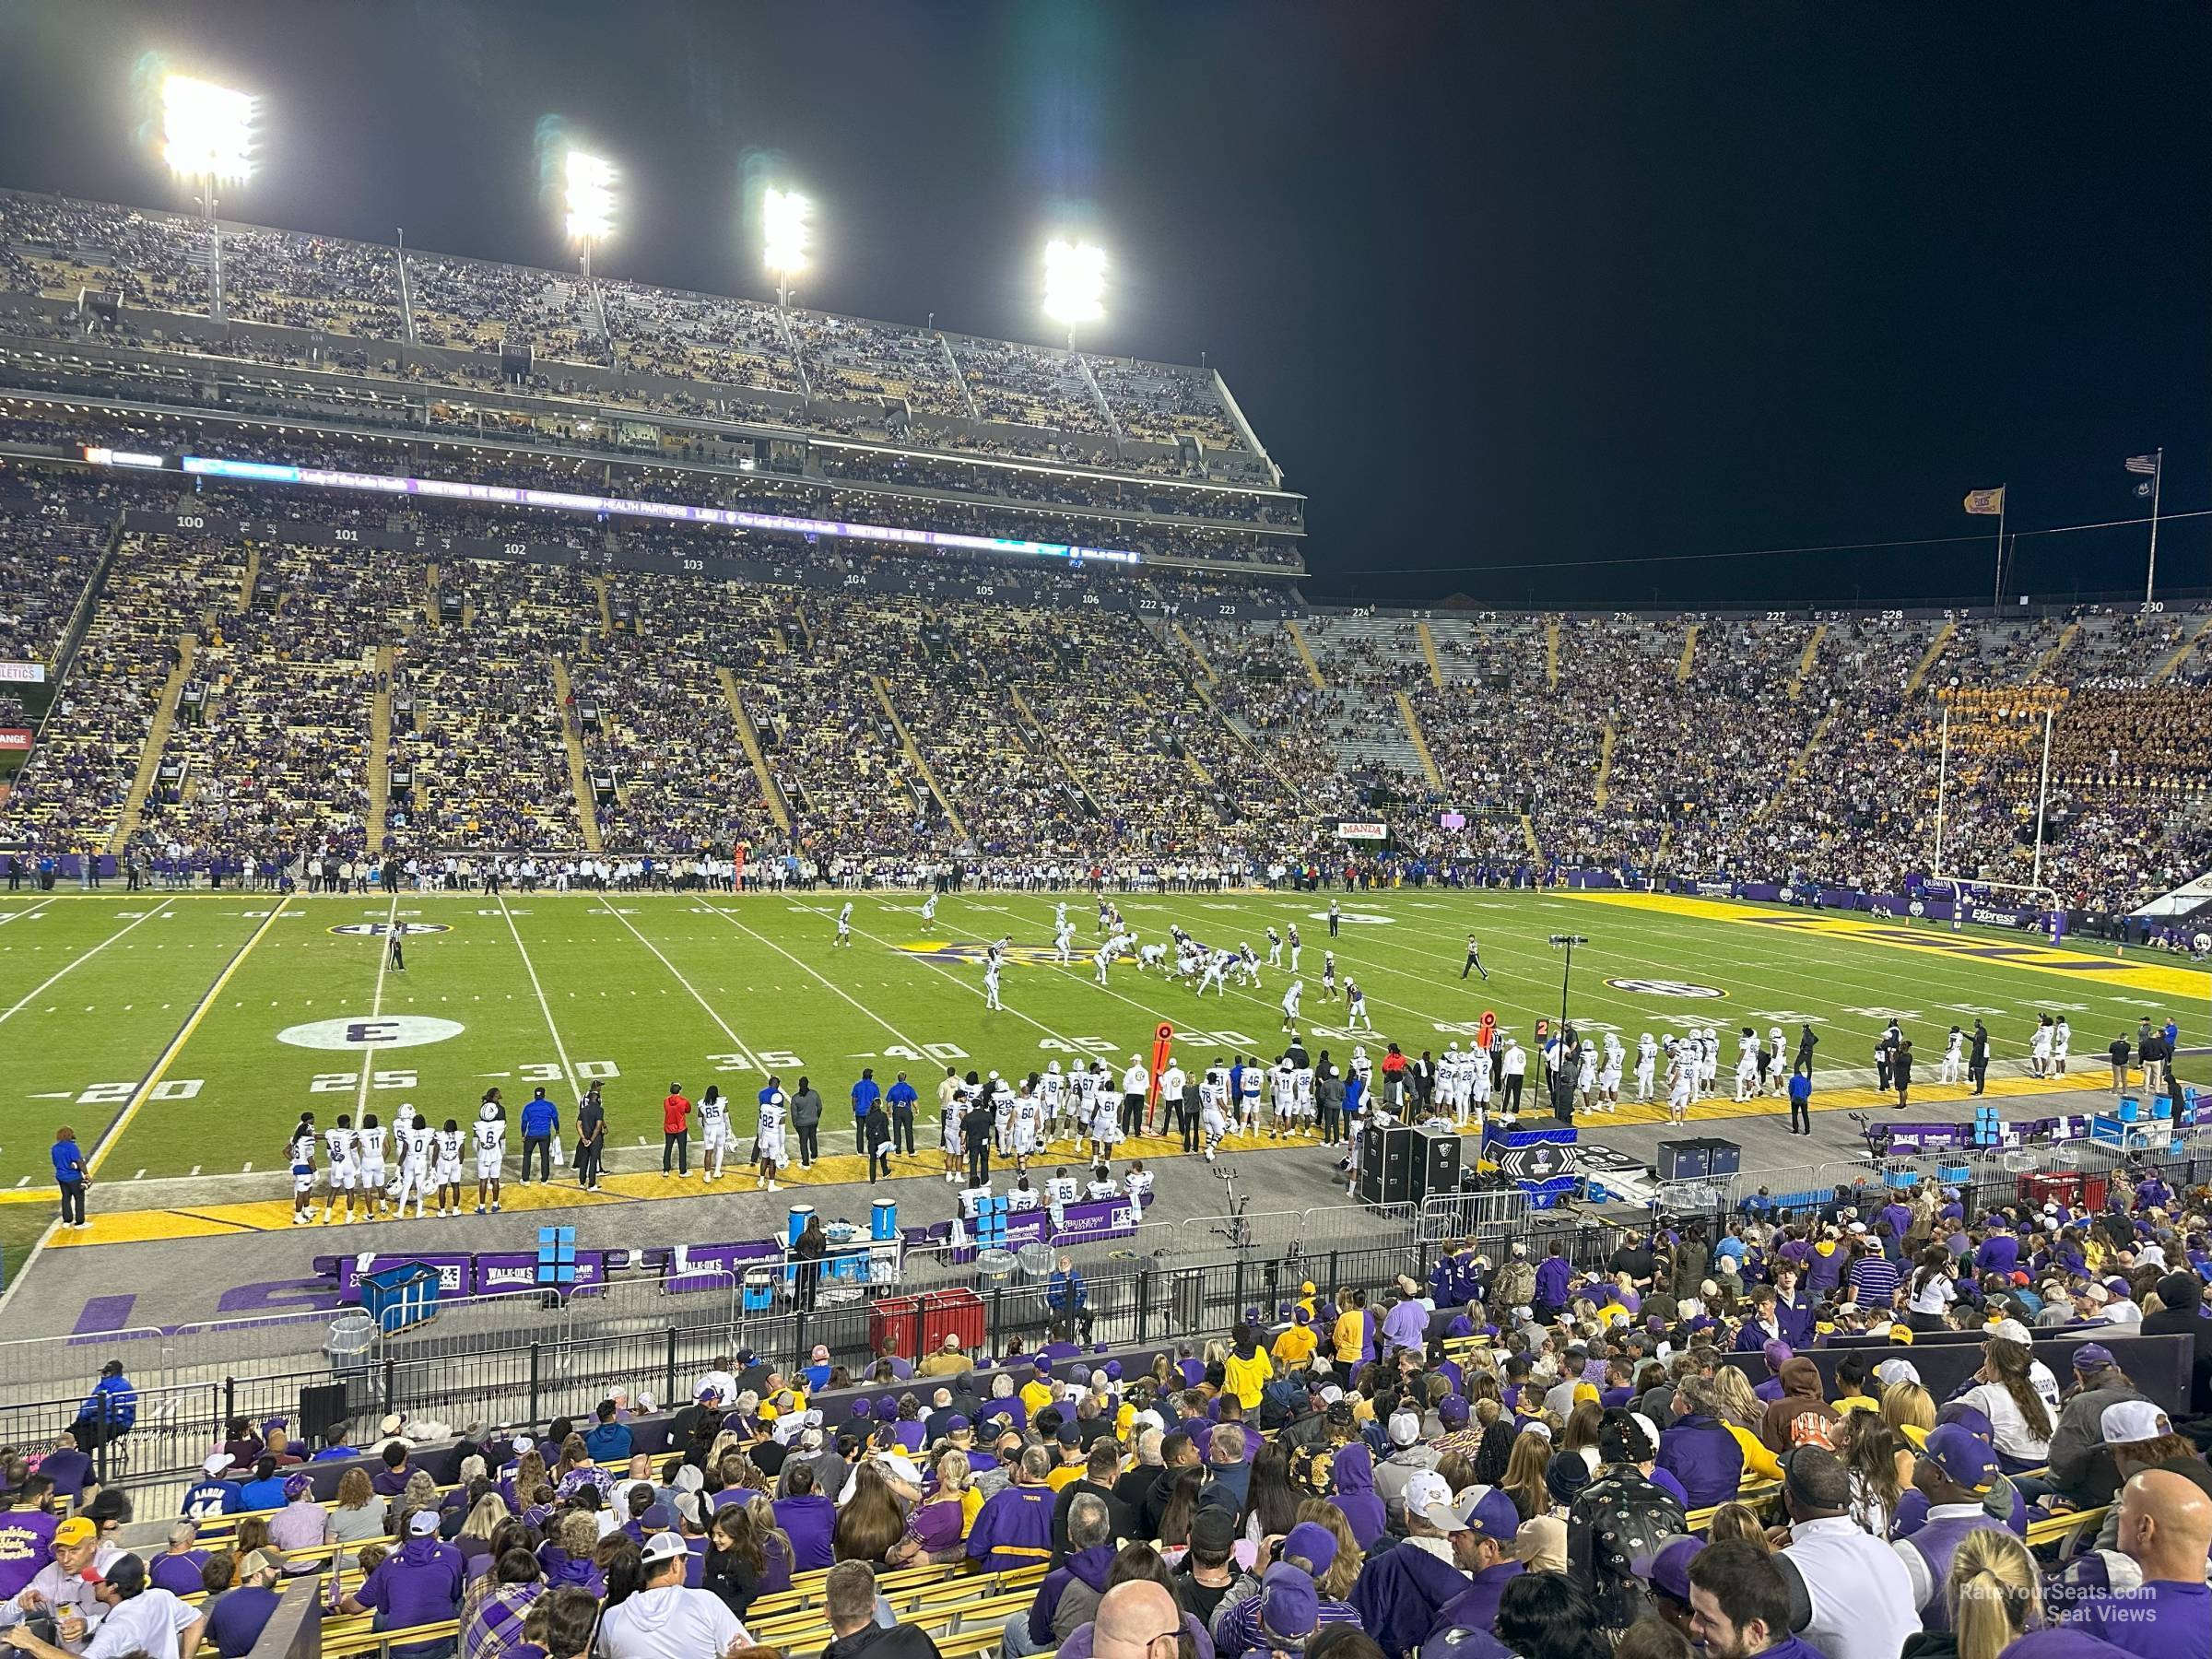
(870, 1288, 984, 1359)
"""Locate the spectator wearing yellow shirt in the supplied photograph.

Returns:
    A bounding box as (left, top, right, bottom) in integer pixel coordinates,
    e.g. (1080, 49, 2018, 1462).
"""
(1272, 1309, 1320, 1369)
(1019, 1361, 1057, 1419)
(1223, 1326, 1275, 1411)
(1333, 1288, 1369, 1383)
(1043, 1423, 1088, 1490)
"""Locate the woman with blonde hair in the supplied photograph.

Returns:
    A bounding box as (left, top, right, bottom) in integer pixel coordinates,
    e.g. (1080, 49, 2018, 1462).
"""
(1905, 1528, 2041, 1659)
(1705, 1369, 1783, 1483)
(1293, 1498, 1362, 1599)
(1704, 1503, 1771, 1550)
(1882, 1381, 1937, 1446)
(741, 1493, 794, 1595)
(889, 1448, 978, 1566)
(504, 1448, 547, 1510)
(1560, 1401, 1606, 1473)
(327, 1467, 383, 1546)
(455, 1491, 512, 1574)
(1501, 1430, 1552, 1521)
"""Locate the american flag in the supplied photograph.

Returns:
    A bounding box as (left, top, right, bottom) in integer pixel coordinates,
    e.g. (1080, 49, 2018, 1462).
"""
(2124, 453, 2159, 475)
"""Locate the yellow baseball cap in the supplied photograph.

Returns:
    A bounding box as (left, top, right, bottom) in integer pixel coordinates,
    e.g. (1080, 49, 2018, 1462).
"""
(53, 1518, 96, 1547)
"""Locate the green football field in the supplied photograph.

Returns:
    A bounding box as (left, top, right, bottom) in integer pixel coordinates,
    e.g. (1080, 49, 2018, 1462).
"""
(0, 884, 2204, 1192)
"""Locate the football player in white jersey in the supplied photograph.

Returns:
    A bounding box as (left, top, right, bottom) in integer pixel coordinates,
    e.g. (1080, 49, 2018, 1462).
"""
(1054, 918, 1077, 964)
(288, 1112, 319, 1227)
(1665, 1042, 1694, 1124)
(433, 1118, 465, 1217)
(983, 954, 1004, 1011)
(1634, 1033, 1658, 1101)
(1939, 1024, 1966, 1085)
(920, 889, 938, 924)
(356, 1112, 388, 1217)
(394, 1108, 432, 1218)
(699, 1084, 732, 1182)
(1697, 1028, 1720, 1098)
(1124, 1159, 1154, 1202)
(1734, 1027, 1761, 1103)
(1599, 1033, 1625, 1110)
(1039, 1060, 1067, 1140)
(1088, 1064, 1120, 1159)
(1766, 1026, 1788, 1096)
(322, 1114, 359, 1225)
(2052, 1015, 2071, 1076)
(834, 900, 853, 947)
(1269, 1055, 1296, 1137)
(1093, 940, 1116, 986)
(1265, 925, 1284, 968)
(1011, 1082, 1041, 1172)
(1069, 1063, 1098, 1150)
(1280, 978, 1304, 1031)
(1469, 1041, 1494, 1116)
(755, 1078, 788, 1192)
(1198, 1065, 1229, 1161)
(1292, 1055, 1317, 1133)
(473, 1102, 507, 1213)
(1196, 948, 1231, 996)
(1137, 940, 1169, 974)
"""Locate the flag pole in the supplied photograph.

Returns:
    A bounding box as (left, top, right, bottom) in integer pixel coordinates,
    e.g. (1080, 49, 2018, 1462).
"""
(1992, 486, 2006, 610)
(2145, 448, 2163, 604)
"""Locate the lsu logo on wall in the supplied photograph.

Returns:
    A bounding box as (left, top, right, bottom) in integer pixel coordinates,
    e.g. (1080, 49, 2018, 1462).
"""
(1604, 978, 1726, 999)
(898, 941, 1065, 967)
(329, 922, 453, 937)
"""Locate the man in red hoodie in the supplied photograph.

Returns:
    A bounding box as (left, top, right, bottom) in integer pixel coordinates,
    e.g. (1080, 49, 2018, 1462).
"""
(661, 1083, 692, 1175)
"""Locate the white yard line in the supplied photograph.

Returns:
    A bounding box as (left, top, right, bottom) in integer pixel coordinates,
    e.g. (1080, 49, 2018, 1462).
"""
(0, 898, 57, 926)
(0, 900, 173, 1027)
(700, 902, 931, 1053)
(594, 898, 765, 1071)
(496, 892, 580, 1095)
(354, 890, 403, 1120)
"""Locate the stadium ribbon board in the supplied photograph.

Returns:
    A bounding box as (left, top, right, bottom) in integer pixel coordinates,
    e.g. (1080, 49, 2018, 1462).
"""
(117, 510, 1291, 620)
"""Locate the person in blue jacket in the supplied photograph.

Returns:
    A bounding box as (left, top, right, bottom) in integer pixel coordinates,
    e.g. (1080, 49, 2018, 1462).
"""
(851, 1068, 881, 1157)
(887, 1072, 919, 1155)
(51, 1127, 88, 1231)
(1045, 1254, 1093, 1344)
(519, 1089, 559, 1182)
(73, 1359, 136, 1451)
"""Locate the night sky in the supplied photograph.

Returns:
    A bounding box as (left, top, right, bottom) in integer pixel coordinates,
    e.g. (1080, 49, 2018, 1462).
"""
(0, 2, 2206, 609)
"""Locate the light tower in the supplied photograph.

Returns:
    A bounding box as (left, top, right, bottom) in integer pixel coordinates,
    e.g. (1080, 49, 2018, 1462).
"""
(160, 74, 255, 223)
(762, 187, 810, 310)
(564, 150, 616, 281)
(1041, 238, 1106, 351)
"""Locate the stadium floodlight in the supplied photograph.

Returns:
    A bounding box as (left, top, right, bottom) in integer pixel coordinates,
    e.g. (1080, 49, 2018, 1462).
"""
(762, 187, 810, 308)
(1041, 238, 1106, 347)
(161, 75, 255, 215)
(564, 150, 616, 276)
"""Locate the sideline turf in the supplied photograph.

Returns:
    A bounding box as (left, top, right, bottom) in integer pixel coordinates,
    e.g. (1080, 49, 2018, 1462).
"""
(0, 887, 2200, 1190)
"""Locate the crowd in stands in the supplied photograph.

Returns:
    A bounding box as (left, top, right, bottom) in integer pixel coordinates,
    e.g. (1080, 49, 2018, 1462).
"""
(10, 1162, 2211, 1659)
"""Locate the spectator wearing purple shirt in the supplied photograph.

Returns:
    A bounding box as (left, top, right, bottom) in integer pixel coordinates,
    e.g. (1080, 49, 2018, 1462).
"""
(341, 1510, 464, 1658)
(1534, 1244, 1572, 1316)
(1380, 1290, 1430, 1359)
(371, 1441, 415, 1497)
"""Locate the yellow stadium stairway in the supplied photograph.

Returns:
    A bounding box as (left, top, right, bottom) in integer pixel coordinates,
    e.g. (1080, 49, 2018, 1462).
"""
(421, 563, 440, 628)
(2154, 614, 2212, 683)
(1595, 720, 1616, 807)
(2032, 620, 2080, 679)
(547, 656, 603, 852)
(718, 667, 792, 834)
(593, 574, 615, 638)
(1677, 622, 1700, 683)
(1009, 685, 1104, 813)
(1394, 690, 1444, 789)
(1788, 623, 1828, 700)
(1418, 620, 1445, 690)
(365, 644, 394, 848)
(1904, 620, 1955, 695)
(238, 544, 259, 611)
(1171, 619, 1218, 685)
(873, 674, 969, 841)
(1520, 812, 1541, 858)
(108, 632, 196, 854)
(1284, 618, 1327, 688)
(1545, 618, 1559, 688)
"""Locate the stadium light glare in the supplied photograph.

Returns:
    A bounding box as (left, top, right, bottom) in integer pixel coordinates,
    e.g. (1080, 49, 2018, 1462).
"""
(563, 150, 616, 246)
(1041, 239, 1106, 336)
(762, 187, 810, 305)
(161, 75, 255, 193)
